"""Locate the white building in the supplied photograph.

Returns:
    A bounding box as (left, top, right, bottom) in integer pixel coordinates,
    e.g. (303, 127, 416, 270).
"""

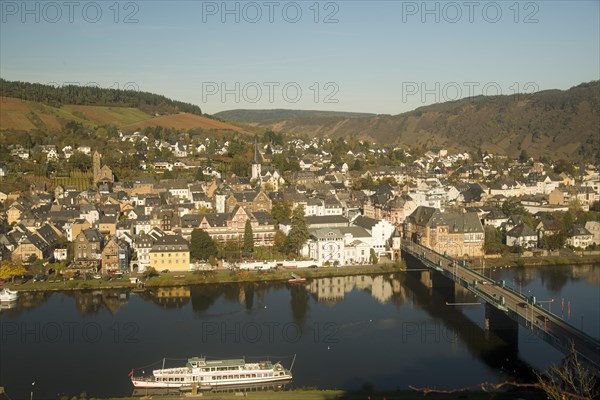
(301, 226, 377, 266)
(352, 215, 395, 256)
(566, 225, 593, 249)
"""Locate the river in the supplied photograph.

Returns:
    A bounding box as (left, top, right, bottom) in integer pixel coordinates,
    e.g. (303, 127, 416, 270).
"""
(0, 263, 598, 399)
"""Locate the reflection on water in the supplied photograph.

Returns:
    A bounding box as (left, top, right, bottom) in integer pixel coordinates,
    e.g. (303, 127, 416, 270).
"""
(148, 287, 191, 309)
(0, 263, 597, 399)
(305, 274, 397, 304)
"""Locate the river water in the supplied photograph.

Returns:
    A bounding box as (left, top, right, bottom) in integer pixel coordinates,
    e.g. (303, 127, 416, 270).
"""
(0, 263, 598, 399)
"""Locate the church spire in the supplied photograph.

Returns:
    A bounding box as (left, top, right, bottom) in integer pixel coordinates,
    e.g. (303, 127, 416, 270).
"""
(252, 137, 262, 183)
(253, 137, 261, 164)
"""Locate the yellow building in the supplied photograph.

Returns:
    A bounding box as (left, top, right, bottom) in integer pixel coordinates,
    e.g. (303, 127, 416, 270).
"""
(149, 235, 190, 271)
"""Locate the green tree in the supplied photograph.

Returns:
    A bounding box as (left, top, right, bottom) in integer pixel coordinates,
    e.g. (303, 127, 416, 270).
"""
(271, 200, 292, 224)
(369, 249, 378, 265)
(190, 229, 217, 261)
(68, 152, 92, 172)
(483, 226, 504, 254)
(519, 149, 529, 163)
(274, 231, 288, 254)
(285, 205, 309, 255)
(195, 168, 205, 182)
(243, 219, 254, 255)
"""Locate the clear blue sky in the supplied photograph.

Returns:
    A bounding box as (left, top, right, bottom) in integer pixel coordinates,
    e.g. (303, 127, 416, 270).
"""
(1, 0, 599, 114)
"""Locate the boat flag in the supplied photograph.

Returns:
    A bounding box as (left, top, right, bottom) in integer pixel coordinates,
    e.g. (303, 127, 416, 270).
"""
(128, 370, 133, 377)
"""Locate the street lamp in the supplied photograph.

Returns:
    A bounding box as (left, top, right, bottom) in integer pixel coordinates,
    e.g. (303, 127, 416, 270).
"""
(537, 298, 554, 312)
(30, 382, 35, 400)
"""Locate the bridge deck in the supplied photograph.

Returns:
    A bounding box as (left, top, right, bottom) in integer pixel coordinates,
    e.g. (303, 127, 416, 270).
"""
(401, 239, 600, 372)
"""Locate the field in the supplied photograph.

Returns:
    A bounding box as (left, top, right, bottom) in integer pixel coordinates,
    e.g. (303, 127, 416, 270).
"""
(0, 97, 246, 133)
(64, 104, 154, 126)
(123, 112, 247, 132)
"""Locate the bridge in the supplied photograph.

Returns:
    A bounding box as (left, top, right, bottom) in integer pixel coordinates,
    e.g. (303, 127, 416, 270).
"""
(400, 239, 600, 372)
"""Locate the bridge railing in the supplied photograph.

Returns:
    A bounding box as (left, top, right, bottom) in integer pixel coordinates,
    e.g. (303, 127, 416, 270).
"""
(401, 239, 600, 349)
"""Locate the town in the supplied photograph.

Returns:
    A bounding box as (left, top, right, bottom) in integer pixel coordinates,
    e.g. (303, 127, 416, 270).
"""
(1, 128, 598, 284)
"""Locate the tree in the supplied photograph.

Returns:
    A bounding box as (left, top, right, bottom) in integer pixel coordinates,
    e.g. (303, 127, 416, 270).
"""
(190, 229, 217, 261)
(410, 344, 597, 399)
(369, 249, 378, 265)
(483, 226, 504, 254)
(243, 219, 254, 255)
(195, 168, 205, 182)
(274, 231, 288, 254)
(0, 260, 27, 282)
(518, 149, 529, 163)
(271, 200, 292, 224)
(68, 151, 92, 171)
(285, 205, 309, 255)
(535, 343, 598, 400)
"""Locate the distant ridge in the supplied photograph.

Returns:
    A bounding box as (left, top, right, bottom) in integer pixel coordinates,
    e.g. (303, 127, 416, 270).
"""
(215, 109, 376, 123)
(217, 81, 600, 162)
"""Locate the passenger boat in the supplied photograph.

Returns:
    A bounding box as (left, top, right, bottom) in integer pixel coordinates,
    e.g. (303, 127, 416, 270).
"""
(288, 273, 306, 283)
(0, 288, 18, 302)
(130, 356, 293, 389)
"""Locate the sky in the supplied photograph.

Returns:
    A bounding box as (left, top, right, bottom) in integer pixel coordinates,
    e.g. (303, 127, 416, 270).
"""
(1, 0, 599, 115)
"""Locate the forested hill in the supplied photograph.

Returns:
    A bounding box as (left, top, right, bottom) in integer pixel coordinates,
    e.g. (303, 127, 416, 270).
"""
(217, 81, 600, 162)
(0, 79, 202, 116)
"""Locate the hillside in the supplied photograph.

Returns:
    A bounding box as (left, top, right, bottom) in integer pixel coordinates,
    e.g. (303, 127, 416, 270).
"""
(215, 109, 376, 123)
(0, 79, 203, 115)
(0, 79, 249, 134)
(217, 82, 600, 161)
(0, 96, 246, 133)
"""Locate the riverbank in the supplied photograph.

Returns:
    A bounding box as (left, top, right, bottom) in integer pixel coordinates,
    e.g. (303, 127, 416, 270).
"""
(29, 388, 547, 400)
(4, 263, 405, 293)
(4, 252, 599, 294)
(483, 254, 600, 268)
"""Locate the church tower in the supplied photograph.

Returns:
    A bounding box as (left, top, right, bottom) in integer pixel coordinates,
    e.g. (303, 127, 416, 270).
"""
(251, 138, 262, 183)
(93, 150, 101, 185)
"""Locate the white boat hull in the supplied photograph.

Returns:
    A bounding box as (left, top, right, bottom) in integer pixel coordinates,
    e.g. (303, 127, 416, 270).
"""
(131, 374, 292, 389)
(0, 289, 18, 302)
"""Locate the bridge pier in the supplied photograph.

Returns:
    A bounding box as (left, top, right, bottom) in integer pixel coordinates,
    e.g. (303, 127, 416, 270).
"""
(431, 270, 455, 304)
(485, 303, 519, 350)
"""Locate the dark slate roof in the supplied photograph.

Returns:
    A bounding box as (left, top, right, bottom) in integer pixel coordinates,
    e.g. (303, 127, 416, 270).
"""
(201, 213, 228, 228)
(352, 215, 380, 230)
(181, 214, 202, 228)
(232, 191, 260, 202)
(407, 206, 484, 233)
(36, 224, 60, 246)
(305, 215, 349, 226)
(151, 235, 189, 252)
(568, 225, 592, 237)
(406, 206, 438, 226)
(82, 228, 103, 242)
(253, 211, 275, 226)
(507, 223, 536, 238)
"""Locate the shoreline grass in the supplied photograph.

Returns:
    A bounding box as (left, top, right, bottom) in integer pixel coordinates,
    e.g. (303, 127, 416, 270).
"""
(41, 388, 547, 400)
(5, 254, 598, 294)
